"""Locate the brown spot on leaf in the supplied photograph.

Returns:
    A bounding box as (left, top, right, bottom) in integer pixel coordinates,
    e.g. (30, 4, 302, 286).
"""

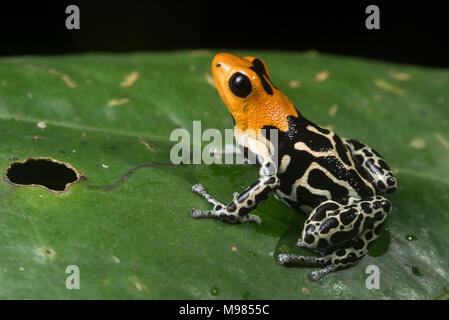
(48, 68, 61, 76)
(24, 64, 42, 71)
(120, 71, 139, 87)
(328, 104, 338, 116)
(288, 80, 302, 88)
(204, 73, 215, 88)
(37, 121, 47, 130)
(410, 137, 426, 149)
(108, 98, 130, 107)
(435, 133, 449, 151)
(389, 70, 411, 81)
(302, 287, 311, 294)
(61, 74, 76, 88)
(374, 79, 404, 95)
(129, 277, 149, 292)
(40, 247, 55, 259)
(189, 49, 212, 57)
(315, 71, 329, 82)
(140, 140, 156, 152)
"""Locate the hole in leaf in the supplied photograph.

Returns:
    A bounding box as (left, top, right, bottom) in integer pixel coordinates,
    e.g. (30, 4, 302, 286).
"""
(4, 158, 81, 193)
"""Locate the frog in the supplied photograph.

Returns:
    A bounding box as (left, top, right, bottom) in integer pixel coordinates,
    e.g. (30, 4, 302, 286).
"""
(190, 52, 398, 281)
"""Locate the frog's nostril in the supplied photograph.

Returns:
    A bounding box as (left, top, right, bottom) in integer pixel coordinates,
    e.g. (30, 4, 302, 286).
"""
(216, 63, 221, 68)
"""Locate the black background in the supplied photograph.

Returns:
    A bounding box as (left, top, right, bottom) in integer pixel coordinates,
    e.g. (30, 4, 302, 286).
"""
(0, 1, 448, 67)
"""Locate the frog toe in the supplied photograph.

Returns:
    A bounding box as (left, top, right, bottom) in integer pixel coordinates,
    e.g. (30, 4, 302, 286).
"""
(278, 253, 290, 265)
(238, 213, 262, 224)
(309, 264, 339, 281)
(192, 183, 205, 193)
(190, 208, 209, 218)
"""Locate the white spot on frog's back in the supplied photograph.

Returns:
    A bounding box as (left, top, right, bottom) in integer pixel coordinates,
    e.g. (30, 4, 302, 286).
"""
(278, 154, 291, 174)
(294, 141, 332, 158)
(306, 125, 333, 137)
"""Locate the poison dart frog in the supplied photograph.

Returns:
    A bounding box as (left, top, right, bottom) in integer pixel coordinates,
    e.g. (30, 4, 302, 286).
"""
(191, 53, 398, 281)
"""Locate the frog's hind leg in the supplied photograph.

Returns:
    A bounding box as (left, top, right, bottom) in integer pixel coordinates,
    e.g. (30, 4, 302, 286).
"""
(278, 253, 330, 265)
(342, 138, 398, 194)
(278, 252, 339, 281)
(278, 197, 391, 281)
(323, 225, 386, 279)
(308, 228, 379, 281)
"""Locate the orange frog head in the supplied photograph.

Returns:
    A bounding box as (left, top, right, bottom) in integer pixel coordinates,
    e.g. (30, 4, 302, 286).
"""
(212, 52, 298, 132)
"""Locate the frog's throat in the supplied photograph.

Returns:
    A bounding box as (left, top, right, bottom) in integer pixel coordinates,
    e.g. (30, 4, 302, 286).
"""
(230, 99, 298, 132)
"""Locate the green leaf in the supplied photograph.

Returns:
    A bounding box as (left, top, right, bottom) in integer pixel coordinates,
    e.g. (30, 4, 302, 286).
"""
(0, 51, 448, 299)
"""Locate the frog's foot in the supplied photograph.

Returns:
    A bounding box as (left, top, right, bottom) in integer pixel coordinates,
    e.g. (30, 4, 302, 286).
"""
(190, 208, 261, 224)
(277, 253, 335, 281)
(191, 183, 261, 224)
(280, 196, 391, 280)
(192, 183, 223, 208)
(309, 264, 339, 281)
(278, 253, 330, 266)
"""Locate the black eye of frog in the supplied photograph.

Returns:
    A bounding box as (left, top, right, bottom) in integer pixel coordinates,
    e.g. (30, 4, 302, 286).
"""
(229, 72, 252, 98)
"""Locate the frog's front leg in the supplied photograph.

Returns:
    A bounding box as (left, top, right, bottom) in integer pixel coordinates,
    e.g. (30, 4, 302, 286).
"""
(191, 132, 279, 224)
(191, 172, 279, 224)
(207, 143, 252, 165)
(278, 196, 391, 281)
